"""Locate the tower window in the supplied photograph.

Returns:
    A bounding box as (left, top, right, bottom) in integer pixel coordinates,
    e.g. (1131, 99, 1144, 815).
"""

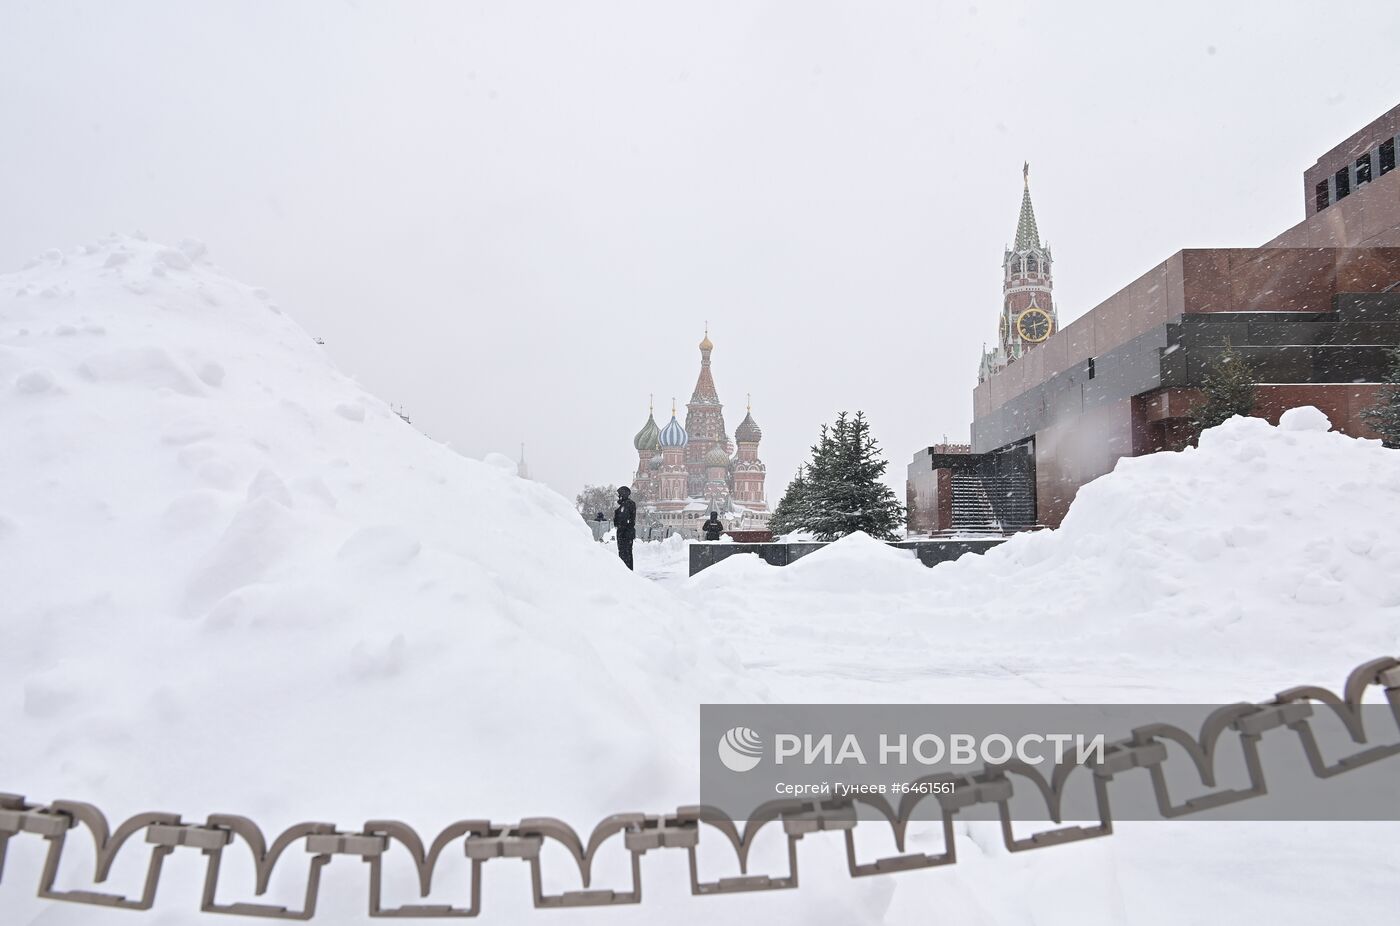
(1315, 180, 1330, 212)
(1381, 138, 1396, 176)
(1356, 153, 1372, 185)
(1335, 166, 1350, 199)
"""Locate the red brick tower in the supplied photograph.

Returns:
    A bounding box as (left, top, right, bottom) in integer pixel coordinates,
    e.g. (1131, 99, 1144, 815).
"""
(980, 163, 1058, 382)
(630, 399, 660, 504)
(655, 401, 690, 509)
(684, 326, 730, 497)
(732, 397, 767, 510)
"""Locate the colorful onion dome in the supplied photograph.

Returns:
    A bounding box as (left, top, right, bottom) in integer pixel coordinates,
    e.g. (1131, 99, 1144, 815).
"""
(705, 444, 730, 467)
(658, 414, 689, 448)
(735, 410, 762, 443)
(633, 411, 660, 451)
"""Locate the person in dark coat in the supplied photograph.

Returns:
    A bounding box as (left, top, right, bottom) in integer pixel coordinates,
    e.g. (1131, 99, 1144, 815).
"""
(701, 511, 724, 542)
(613, 486, 637, 570)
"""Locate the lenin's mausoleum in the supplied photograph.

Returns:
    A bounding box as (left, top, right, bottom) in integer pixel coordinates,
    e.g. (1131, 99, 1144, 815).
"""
(909, 101, 1400, 533)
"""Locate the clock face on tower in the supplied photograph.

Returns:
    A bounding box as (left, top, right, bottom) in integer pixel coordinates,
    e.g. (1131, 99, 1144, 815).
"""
(1016, 307, 1053, 343)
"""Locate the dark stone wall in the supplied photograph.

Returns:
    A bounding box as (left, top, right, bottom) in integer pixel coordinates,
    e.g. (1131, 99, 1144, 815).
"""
(688, 538, 1007, 577)
(972, 324, 1170, 454)
(973, 297, 1400, 455)
(723, 530, 774, 543)
(965, 296, 1400, 526)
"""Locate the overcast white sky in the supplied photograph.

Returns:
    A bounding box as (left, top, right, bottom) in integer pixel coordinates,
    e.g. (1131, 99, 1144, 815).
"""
(4, 1, 1398, 502)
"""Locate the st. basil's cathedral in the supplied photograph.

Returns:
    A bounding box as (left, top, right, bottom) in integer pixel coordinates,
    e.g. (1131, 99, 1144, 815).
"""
(628, 330, 769, 536)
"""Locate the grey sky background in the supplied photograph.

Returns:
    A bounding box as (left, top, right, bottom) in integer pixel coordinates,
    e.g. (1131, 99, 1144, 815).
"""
(3, 1, 1398, 504)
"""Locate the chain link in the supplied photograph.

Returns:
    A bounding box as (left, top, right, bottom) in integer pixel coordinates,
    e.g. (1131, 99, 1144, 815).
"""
(1, 655, 1397, 918)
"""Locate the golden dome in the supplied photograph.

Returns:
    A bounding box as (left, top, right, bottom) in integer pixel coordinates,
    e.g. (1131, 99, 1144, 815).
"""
(699, 323, 713, 352)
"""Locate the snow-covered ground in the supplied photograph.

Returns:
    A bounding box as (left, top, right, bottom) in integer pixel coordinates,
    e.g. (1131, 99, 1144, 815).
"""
(631, 533, 693, 587)
(2, 238, 1398, 923)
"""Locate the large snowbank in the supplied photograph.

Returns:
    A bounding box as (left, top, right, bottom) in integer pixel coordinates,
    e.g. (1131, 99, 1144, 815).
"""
(0, 238, 751, 838)
(686, 406, 1400, 702)
(674, 407, 1400, 923)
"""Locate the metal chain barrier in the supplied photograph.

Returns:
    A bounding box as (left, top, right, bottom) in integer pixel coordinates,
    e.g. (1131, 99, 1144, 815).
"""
(2, 656, 1398, 919)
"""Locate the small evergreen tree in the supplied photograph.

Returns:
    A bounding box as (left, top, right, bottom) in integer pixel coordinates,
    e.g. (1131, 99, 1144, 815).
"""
(1362, 347, 1400, 448)
(803, 411, 906, 541)
(1189, 343, 1257, 441)
(766, 465, 811, 536)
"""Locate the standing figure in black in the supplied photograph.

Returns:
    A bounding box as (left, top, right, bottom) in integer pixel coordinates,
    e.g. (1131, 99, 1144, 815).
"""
(613, 486, 637, 570)
(701, 511, 724, 541)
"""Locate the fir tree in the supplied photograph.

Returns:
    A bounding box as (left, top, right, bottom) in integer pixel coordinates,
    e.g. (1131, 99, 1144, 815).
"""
(766, 465, 811, 536)
(1362, 346, 1400, 448)
(1189, 343, 1257, 441)
(803, 411, 906, 541)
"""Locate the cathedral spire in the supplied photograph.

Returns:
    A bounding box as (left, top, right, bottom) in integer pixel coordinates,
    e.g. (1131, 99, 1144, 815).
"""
(1014, 161, 1041, 251)
(689, 326, 720, 405)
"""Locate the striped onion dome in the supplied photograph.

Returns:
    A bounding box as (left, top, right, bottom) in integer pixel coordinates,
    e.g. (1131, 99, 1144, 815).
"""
(658, 415, 689, 448)
(705, 444, 730, 467)
(735, 410, 762, 443)
(633, 412, 660, 451)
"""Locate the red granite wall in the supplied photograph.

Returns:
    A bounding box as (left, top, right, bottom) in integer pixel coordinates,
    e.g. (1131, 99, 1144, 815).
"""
(1035, 383, 1392, 527)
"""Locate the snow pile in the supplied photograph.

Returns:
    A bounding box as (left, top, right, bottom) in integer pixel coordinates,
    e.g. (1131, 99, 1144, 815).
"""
(631, 532, 690, 569)
(686, 407, 1400, 699)
(676, 409, 1400, 922)
(0, 237, 750, 840)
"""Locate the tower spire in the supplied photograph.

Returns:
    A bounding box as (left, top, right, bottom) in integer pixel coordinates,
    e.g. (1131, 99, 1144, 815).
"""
(983, 163, 1057, 383)
(1014, 163, 1041, 251)
(690, 325, 720, 404)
